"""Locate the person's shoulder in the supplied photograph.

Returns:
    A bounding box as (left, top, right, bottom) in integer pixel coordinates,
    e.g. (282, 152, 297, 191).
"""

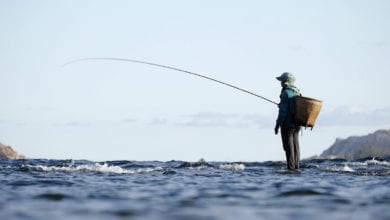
(281, 89, 289, 97)
(284, 88, 295, 95)
(285, 86, 300, 96)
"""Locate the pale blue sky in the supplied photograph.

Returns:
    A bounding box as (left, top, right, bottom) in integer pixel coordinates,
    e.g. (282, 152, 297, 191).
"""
(0, 0, 389, 161)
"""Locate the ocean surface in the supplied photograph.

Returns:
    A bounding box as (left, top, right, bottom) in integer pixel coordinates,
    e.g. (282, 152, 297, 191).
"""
(0, 158, 389, 220)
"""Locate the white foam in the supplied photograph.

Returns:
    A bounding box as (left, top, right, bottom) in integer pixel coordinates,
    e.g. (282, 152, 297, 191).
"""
(342, 165, 355, 172)
(23, 163, 162, 174)
(188, 165, 207, 170)
(325, 165, 355, 173)
(219, 163, 246, 171)
(344, 158, 390, 167)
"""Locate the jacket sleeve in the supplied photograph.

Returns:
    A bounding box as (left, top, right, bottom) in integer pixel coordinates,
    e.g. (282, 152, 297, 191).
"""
(276, 91, 288, 125)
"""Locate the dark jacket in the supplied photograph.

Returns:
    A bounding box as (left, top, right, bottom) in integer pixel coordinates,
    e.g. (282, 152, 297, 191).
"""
(276, 84, 301, 128)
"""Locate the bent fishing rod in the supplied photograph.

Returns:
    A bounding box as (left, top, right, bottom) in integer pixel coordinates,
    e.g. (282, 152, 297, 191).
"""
(62, 58, 278, 106)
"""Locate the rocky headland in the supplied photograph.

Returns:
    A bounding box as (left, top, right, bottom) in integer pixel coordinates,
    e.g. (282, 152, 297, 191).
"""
(0, 143, 25, 160)
(320, 129, 390, 160)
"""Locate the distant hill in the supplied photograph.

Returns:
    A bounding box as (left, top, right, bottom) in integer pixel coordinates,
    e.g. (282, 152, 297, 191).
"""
(320, 129, 390, 160)
(0, 143, 25, 160)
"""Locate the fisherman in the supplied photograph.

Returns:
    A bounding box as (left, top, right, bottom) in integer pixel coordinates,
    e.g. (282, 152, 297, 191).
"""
(274, 72, 301, 170)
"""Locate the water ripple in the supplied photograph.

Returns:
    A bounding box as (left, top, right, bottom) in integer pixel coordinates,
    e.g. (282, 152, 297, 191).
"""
(0, 158, 389, 220)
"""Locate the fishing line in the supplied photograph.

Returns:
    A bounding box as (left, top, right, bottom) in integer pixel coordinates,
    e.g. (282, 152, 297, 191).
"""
(62, 57, 278, 105)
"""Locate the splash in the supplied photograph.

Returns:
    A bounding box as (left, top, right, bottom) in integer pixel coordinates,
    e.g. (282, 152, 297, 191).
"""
(325, 164, 355, 173)
(22, 163, 162, 174)
(342, 165, 355, 172)
(219, 163, 246, 171)
(344, 158, 390, 167)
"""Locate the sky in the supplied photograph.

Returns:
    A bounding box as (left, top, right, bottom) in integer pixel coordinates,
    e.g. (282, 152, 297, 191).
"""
(0, 0, 389, 161)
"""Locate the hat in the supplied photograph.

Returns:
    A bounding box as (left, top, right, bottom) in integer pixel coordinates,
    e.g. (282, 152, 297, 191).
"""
(276, 72, 295, 84)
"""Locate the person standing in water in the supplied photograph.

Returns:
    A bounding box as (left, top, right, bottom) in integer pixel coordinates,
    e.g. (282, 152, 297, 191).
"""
(274, 72, 301, 170)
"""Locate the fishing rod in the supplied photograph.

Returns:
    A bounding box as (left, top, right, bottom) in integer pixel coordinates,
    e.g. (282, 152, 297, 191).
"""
(62, 57, 278, 106)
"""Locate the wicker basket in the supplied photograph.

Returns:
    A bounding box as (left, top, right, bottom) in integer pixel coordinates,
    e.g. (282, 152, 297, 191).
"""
(295, 96, 322, 128)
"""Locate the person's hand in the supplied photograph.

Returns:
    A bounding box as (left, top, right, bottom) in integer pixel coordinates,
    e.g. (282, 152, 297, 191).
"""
(274, 123, 280, 135)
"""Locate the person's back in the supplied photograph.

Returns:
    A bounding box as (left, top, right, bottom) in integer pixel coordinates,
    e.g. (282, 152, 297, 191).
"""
(278, 84, 300, 128)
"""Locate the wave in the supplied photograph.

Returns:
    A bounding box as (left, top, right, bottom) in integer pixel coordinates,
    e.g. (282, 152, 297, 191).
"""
(22, 163, 162, 174)
(219, 163, 246, 171)
(323, 164, 355, 173)
(318, 158, 390, 176)
(177, 158, 212, 169)
(3, 157, 388, 176)
(343, 158, 390, 167)
(276, 188, 334, 197)
(176, 159, 246, 171)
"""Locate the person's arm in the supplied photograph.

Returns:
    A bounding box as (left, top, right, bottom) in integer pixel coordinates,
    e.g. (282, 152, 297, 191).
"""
(275, 91, 288, 134)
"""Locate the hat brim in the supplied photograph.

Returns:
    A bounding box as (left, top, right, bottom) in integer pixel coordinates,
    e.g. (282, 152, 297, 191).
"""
(276, 76, 284, 81)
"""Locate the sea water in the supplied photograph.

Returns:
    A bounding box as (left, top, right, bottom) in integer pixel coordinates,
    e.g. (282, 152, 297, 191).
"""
(0, 158, 389, 220)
